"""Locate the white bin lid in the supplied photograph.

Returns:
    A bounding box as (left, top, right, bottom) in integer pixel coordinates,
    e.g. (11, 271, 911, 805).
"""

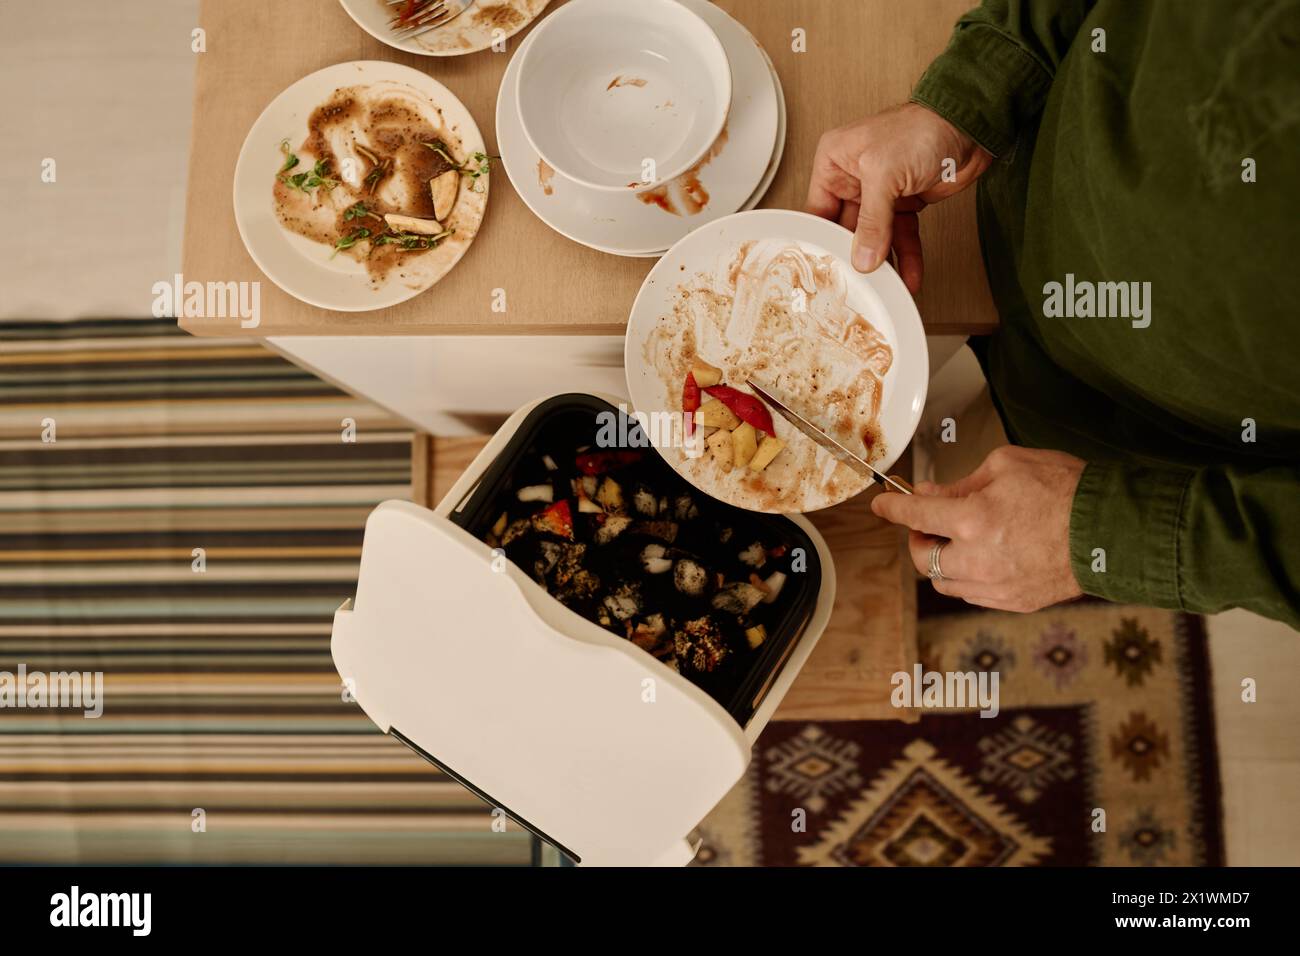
(331, 500, 750, 866)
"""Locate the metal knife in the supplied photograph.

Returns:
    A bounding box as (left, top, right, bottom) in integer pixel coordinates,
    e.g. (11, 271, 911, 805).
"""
(745, 377, 913, 495)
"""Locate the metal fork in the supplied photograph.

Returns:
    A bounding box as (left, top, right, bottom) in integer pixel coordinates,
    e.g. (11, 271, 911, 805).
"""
(386, 0, 474, 40)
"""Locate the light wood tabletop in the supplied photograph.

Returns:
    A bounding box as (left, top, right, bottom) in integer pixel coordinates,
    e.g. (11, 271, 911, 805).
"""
(182, 0, 997, 338)
(421, 435, 918, 722)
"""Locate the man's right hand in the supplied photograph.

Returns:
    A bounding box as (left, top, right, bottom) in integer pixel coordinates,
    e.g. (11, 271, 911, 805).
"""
(805, 103, 993, 293)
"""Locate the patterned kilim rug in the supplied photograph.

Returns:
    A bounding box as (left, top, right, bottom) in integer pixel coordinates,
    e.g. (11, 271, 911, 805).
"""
(0, 319, 530, 864)
(695, 600, 1224, 866)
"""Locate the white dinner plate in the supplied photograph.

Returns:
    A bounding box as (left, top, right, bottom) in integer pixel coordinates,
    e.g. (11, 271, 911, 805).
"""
(496, 0, 780, 257)
(624, 210, 929, 514)
(233, 60, 488, 312)
(338, 0, 550, 57)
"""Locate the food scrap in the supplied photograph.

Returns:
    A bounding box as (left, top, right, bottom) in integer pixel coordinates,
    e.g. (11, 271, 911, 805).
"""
(477, 427, 805, 693)
(683, 360, 787, 477)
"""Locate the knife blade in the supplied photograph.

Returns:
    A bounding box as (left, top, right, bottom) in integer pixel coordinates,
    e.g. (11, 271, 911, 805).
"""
(745, 377, 913, 495)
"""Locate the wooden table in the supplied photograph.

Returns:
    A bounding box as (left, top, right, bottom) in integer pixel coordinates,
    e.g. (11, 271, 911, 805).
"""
(421, 436, 918, 722)
(181, 0, 998, 337)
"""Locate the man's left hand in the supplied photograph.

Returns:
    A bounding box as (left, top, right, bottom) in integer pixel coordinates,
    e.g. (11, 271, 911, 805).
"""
(871, 446, 1087, 612)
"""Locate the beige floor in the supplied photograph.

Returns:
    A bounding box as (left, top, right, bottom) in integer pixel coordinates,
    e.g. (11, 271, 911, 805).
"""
(1206, 610, 1300, 864)
(921, 344, 1300, 866)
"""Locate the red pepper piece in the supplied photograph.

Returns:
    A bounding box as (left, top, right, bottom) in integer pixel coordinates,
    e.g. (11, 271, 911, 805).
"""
(575, 450, 642, 476)
(682, 372, 701, 438)
(703, 385, 775, 434)
(532, 499, 573, 539)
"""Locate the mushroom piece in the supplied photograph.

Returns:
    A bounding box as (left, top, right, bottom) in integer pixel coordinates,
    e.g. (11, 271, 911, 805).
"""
(596, 476, 624, 513)
(501, 518, 532, 546)
(632, 484, 659, 517)
(673, 494, 699, 521)
(603, 582, 642, 621)
(711, 582, 766, 615)
(640, 543, 673, 574)
(383, 213, 443, 235)
(533, 540, 562, 580)
(559, 568, 600, 602)
(738, 541, 766, 568)
(673, 558, 708, 596)
(516, 484, 553, 503)
(552, 543, 587, 587)
(429, 169, 459, 221)
(593, 513, 632, 545)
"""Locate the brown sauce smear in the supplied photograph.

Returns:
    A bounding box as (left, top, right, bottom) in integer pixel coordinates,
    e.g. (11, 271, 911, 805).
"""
(272, 85, 459, 283)
(606, 75, 649, 90)
(636, 127, 729, 216)
(472, 3, 525, 30)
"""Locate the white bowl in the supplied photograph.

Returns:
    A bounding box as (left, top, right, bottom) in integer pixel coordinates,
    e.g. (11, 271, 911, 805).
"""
(496, 0, 782, 257)
(515, 0, 732, 192)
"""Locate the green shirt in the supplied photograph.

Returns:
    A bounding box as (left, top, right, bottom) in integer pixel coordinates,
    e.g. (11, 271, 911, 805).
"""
(911, 0, 1300, 627)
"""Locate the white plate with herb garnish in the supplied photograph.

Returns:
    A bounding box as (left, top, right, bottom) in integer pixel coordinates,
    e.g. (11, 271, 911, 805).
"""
(233, 60, 489, 312)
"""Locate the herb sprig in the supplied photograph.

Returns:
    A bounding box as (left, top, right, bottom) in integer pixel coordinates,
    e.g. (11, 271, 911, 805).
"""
(278, 139, 299, 174)
(422, 140, 492, 193)
(373, 228, 455, 252)
(278, 141, 340, 193)
(331, 228, 371, 258)
(343, 202, 381, 223)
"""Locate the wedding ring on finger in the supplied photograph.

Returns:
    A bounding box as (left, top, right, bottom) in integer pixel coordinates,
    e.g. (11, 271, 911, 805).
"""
(927, 540, 948, 582)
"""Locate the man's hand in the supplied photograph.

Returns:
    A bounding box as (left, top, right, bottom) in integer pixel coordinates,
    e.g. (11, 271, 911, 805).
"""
(871, 446, 1087, 612)
(805, 103, 992, 292)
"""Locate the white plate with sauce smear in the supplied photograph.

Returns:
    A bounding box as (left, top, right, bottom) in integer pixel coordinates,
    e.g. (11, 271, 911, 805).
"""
(233, 60, 488, 312)
(338, 0, 550, 57)
(625, 210, 928, 514)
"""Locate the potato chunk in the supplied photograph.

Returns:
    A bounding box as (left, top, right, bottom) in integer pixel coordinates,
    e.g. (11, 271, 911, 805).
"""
(748, 434, 786, 472)
(696, 399, 741, 430)
(689, 359, 723, 388)
(731, 422, 758, 468)
(705, 428, 733, 472)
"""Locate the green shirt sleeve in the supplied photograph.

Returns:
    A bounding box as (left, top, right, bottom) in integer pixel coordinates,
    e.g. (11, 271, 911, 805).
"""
(1071, 460, 1300, 628)
(909, 0, 1096, 156)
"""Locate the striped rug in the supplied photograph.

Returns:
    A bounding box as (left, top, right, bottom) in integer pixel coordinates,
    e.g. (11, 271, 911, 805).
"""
(0, 319, 531, 864)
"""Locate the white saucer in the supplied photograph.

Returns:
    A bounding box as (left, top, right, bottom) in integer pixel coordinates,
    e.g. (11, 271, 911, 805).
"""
(496, 0, 782, 258)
